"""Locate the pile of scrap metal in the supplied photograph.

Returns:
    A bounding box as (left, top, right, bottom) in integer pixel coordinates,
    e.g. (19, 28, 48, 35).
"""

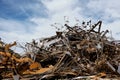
(0, 21, 120, 80)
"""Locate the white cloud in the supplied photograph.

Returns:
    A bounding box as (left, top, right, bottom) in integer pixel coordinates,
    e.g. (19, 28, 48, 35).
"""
(41, 0, 77, 14)
(87, 0, 120, 20)
(29, 0, 84, 38)
(105, 20, 120, 40)
(0, 18, 36, 43)
(0, 18, 26, 32)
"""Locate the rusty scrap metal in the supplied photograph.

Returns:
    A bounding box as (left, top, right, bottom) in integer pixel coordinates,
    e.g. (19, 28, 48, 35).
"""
(0, 20, 120, 79)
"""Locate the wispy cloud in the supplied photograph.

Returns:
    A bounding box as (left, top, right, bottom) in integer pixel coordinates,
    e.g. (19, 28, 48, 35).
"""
(86, 0, 120, 21)
(0, 18, 37, 43)
(0, 0, 120, 45)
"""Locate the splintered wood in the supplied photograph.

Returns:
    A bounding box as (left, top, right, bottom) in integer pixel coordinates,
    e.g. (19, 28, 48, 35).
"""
(0, 21, 120, 79)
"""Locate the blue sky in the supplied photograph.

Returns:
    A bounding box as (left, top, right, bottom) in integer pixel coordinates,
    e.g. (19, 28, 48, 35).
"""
(0, 0, 120, 44)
